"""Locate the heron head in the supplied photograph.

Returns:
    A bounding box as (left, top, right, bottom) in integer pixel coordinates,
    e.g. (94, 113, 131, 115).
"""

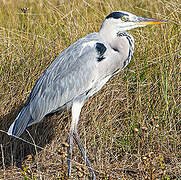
(101, 11, 167, 32)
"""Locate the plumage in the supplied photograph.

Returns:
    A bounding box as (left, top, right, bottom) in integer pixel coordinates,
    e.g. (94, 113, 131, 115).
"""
(8, 11, 167, 179)
(105, 11, 129, 19)
(95, 42, 107, 61)
(8, 31, 132, 136)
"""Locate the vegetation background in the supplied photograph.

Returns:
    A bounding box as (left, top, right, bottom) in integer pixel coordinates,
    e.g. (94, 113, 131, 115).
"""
(0, 0, 180, 179)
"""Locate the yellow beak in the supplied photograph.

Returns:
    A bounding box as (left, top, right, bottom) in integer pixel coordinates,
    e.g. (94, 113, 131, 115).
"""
(136, 17, 168, 25)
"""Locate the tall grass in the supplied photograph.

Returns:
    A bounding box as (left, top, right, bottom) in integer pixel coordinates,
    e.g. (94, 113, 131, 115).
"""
(0, 0, 180, 179)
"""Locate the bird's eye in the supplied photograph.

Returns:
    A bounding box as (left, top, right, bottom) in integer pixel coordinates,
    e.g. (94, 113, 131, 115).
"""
(121, 16, 128, 22)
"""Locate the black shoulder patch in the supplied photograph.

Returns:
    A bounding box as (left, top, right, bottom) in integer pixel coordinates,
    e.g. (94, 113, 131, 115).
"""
(96, 42, 106, 55)
(95, 42, 106, 62)
(106, 12, 128, 19)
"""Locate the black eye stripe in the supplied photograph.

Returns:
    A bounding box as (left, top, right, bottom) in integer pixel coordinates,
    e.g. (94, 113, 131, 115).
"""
(106, 12, 129, 19)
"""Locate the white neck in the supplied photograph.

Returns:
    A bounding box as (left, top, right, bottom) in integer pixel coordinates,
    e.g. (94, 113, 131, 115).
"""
(99, 25, 119, 45)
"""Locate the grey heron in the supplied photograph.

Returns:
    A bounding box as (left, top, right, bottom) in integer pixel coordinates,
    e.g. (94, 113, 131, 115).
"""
(8, 11, 167, 179)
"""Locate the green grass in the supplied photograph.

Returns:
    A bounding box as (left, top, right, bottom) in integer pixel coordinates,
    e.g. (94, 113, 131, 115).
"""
(0, 0, 180, 179)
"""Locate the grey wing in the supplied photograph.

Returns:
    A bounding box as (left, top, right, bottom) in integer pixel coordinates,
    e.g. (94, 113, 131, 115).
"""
(29, 47, 98, 123)
(8, 35, 107, 137)
(27, 33, 99, 103)
(29, 40, 101, 122)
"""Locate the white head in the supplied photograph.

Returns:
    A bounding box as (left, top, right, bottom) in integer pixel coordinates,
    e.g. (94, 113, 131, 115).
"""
(100, 11, 167, 33)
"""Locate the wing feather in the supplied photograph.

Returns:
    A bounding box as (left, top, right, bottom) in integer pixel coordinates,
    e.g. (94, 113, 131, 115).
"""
(27, 33, 101, 123)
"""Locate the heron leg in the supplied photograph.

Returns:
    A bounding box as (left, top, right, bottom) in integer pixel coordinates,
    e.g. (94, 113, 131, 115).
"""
(67, 100, 84, 178)
(73, 130, 96, 180)
(67, 129, 74, 177)
(67, 99, 96, 179)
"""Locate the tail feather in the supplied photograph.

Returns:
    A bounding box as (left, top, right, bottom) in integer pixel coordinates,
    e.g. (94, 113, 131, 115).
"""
(8, 105, 33, 137)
